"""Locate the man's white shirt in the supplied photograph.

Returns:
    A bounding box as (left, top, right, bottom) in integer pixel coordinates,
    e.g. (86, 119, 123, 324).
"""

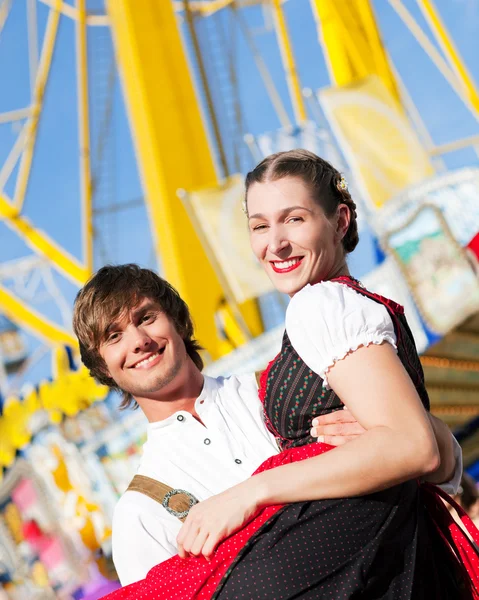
(112, 373, 278, 586)
(112, 373, 463, 586)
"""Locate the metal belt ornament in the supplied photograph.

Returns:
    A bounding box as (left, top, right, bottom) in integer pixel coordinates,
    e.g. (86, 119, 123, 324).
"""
(162, 489, 199, 520)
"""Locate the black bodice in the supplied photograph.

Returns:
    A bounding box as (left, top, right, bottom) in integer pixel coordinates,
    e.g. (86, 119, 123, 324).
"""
(262, 281, 430, 451)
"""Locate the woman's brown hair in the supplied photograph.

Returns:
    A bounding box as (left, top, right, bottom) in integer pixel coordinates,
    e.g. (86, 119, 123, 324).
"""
(245, 149, 359, 253)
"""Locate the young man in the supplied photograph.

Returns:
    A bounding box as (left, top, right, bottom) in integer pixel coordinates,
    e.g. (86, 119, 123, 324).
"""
(73, 264, 462, 586)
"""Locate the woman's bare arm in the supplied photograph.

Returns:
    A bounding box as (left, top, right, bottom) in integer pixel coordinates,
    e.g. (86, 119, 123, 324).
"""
(177, 342, 440, 558)
(311, 410, 457, 486)
(248, 342, 439, 504)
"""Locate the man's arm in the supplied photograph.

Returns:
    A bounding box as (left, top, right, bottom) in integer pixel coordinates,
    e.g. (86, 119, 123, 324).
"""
(112, 496, 179, 586)
(311, 409, 461, 491)
(423, 413, 461, 492)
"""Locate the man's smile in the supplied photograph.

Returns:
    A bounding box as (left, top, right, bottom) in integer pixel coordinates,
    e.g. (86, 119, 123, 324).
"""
(128, 348, 165, 369)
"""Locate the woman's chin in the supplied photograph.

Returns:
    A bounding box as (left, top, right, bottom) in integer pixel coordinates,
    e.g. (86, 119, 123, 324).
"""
(271, 277, 305, 297)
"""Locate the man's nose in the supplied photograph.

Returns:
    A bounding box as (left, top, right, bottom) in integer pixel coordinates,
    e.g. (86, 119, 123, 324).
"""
(129, 328, 151, 353)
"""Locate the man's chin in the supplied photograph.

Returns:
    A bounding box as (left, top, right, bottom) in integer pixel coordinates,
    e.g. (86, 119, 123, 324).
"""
(121, 362, 182, 399)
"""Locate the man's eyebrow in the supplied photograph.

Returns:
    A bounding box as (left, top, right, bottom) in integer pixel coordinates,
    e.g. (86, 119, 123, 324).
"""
(103, 320, 120, 339)
(100, 302, 160, 340)
(131, 302, 159, 318)
(248, 206, 313, 220)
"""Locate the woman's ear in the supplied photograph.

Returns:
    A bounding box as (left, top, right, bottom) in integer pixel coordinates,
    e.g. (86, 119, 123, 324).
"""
(336, 204, 351, 242)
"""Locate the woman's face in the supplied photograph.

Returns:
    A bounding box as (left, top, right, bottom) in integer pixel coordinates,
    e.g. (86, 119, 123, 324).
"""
(247, 176, 348, 296)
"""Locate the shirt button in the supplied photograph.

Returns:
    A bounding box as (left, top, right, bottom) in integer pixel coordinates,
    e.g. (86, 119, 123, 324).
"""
(177, 415, 185, 422)
(204, 438, 211, 445)
(235, 459, 242, 464)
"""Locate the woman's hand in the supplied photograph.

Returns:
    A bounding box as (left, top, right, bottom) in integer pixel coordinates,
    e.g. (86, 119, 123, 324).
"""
(176, 481, 261, 560)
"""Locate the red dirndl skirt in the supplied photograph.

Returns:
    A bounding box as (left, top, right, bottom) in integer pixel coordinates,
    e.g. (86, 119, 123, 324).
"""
(102, 442, 479, 600)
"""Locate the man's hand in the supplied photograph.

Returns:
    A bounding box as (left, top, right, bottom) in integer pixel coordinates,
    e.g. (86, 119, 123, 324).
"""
(310, 408, 365, 446)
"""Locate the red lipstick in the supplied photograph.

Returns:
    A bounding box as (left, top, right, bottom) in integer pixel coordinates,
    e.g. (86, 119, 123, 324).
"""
(271, 258, 303, 273)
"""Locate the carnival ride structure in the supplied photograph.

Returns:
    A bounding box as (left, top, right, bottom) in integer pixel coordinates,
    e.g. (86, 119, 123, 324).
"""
(0, 0, 479, 592)
(1, 0, 479, 476)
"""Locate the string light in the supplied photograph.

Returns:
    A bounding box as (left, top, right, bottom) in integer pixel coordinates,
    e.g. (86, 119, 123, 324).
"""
(421, 356, 479, 372)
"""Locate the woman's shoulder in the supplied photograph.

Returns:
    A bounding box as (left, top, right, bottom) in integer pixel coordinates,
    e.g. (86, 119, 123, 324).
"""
(287, 279, 381, 319)
(285, 280, 397, 385)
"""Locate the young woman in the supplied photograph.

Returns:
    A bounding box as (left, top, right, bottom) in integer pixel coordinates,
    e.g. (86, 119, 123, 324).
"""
(103, 150, 478, 599)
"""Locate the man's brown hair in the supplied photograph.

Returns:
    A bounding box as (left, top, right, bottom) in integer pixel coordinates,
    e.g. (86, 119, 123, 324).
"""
(73, 264, 203, 410)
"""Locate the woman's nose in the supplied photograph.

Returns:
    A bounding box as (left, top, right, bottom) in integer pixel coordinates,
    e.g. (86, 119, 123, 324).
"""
(268, 230, 289, 254)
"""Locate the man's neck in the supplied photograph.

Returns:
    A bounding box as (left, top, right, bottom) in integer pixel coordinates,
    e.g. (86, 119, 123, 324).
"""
(136, 367, 205, 423)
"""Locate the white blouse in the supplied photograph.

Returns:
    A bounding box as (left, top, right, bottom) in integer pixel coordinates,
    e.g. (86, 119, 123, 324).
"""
(286, 281, 398, 388)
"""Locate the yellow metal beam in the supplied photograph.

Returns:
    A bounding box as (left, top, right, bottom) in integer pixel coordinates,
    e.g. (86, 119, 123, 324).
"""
(0, 284, 76, 347)
(354, 0, 401, 102)
(418, 0, 479, 117)
(271, 0, 307, 124)
(0, 0, 12, 37)
(183, 0, 229, 177)
(388, 0, 476, 115)
(75, 0, 93, 274)
(0, 194, 89, 285)
(429, 133, 479, 156)
(172, 0, 265, 16)
(14, 0, 61, 212)
(0, 108, 31, 125)
(106, 0, 262, 358)
(39, 0, 77, 20)
(310, 0, 401, 104)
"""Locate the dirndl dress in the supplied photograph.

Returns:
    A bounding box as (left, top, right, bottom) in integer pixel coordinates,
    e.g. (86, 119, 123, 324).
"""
(101, 277, 479, 599)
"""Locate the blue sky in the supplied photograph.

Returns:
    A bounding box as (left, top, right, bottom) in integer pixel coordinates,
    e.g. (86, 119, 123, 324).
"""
(0, 0, 478, 391)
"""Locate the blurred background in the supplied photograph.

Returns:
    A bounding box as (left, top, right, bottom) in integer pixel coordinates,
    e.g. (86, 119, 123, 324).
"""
(0, 0, 478, 597)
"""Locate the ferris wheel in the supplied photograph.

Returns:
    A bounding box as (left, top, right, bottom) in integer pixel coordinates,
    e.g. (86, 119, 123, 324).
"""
(0, 0, 478, 446)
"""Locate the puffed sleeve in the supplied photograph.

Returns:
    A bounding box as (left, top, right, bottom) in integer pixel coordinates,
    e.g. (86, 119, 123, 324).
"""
(285, 281, 397, 388)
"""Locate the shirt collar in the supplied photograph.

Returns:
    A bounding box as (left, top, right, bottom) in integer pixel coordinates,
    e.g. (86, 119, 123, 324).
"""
(146, 374, 218, 435)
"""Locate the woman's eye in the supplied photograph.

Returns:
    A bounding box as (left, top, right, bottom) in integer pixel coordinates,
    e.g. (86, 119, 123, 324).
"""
(141, 314, 155, 323)
(288, 216, 303, 224)
(252, 224, 267, 231)
(108, 332, 120, 343)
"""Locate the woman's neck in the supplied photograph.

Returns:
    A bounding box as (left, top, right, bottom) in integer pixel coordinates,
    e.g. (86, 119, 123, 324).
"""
(327, 261, 350, 281)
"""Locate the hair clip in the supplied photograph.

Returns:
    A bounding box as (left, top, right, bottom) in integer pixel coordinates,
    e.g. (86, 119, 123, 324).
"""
(338, 176, 348, 192)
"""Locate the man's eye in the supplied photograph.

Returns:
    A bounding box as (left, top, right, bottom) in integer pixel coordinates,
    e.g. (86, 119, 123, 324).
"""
(288, 217, 303, 224)
(252, 224, 267, 231)
(141, 314, 155, 323)
(107, 332, 120, 342)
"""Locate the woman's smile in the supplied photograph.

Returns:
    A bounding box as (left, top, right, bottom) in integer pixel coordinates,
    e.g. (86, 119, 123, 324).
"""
(270, 257, 303, 273)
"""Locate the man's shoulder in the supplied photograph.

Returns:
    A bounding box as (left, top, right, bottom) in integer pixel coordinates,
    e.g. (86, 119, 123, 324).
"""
(205, 372, 257, 398)
(203, 372, 270, 428)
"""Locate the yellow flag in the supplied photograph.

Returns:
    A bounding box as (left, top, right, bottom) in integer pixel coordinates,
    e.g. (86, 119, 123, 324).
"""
(180, 175, 274, 303)
(319, 75, 435, 210)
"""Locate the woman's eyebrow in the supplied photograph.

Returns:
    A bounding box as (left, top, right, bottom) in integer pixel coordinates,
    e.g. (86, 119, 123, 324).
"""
(248, 206, 313, 220)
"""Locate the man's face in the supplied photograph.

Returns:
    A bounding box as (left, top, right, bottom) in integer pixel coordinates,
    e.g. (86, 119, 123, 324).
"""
(99, 297, 188, 401)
